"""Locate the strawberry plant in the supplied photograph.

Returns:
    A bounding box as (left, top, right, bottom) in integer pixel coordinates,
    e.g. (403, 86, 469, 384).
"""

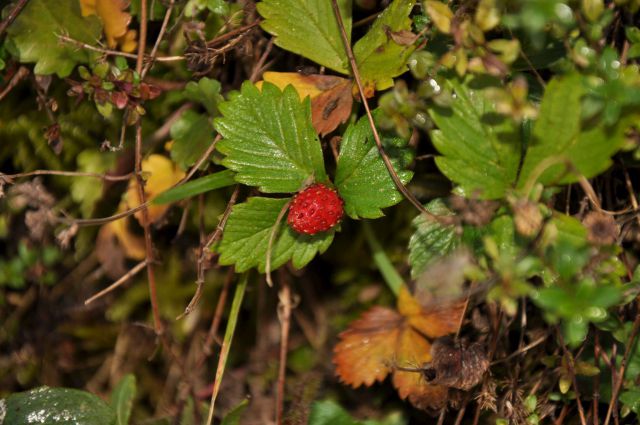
(1, 0, 640, 424)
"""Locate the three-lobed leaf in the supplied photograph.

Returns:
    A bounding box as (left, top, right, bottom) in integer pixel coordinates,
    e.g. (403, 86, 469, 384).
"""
(7, 0, 102, 77)
(257, 0, 352, 74)
(217, 197, 334, 272)
(215, 82, 328, 193)
(335, 114, 414, 219)
(428, 77, 522, 199)
(518, 73, 633, 190)
(353, 0, 417, 91)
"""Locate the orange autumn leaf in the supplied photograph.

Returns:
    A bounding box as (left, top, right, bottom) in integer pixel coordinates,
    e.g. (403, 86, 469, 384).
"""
(80, 0, 137, 52)
(333, 285, 465, 411)
(258, 72, 353, 136)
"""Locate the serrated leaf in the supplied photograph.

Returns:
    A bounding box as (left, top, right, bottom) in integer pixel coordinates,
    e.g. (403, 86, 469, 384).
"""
(111, 374, 136, 425)
(7, 0, 102, 77)
(153, 170, 236, 205)
(215, 82, 327, 193)
(335, 113, 413, 219)
(3, 387, 116, 425)
(218, 197, 334, 272)
(428, 77, 522, 199)
(518, 73, 633, 189)
(170, 110, 215, 170)
(257, 0, 352, 74)
(184, 78, 223, 116)
(408, 199, 458, 278)
(353, 0, 416, 91)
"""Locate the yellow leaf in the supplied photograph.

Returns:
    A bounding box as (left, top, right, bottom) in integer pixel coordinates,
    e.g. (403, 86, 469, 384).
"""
(116, 29, 138, 53)
(424, 1, 454, 34)
(80, 0, 135, 50)
(108, 212, 146, 260)
(125, 154, 185, 224)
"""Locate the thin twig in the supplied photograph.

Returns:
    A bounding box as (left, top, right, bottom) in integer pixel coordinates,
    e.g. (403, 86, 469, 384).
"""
(558, 331, 588, 425)
(275, 273, 292, 425)
(603, 312, 640, 425)
(330, 0, 433, 219)
(182, 134, 222, 184)
(203, 267, 235, 354)
(2, 169, 133, 181)
(265, 200, 291, 287)
(141, 0, 176, 78)
(206, 19, 262, 47)
(84, 260, 148, 305)
(0, 66, 29, 102)
(58, 35, 183, 62)
(0, 0, 29, 37)
(249, 39, 275, 83)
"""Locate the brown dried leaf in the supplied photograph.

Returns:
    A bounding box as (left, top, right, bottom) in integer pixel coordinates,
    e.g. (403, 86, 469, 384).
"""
(426, 336, 489, 391)
(334, 286, 467, 411)
(333, 306, 402, 387)
(259, 72, 353, 136)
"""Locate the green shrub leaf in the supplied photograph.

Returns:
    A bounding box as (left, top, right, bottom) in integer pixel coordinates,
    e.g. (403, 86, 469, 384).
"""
(170, 110, 215, 170)
(111, 375, 136, 425)
(518, 73, 632, 189)
(217, 197, 334, 272)
(428, 78, 522, 199)
(3, 387, 116, 425)
(335, 114, 413, 219)
(408, 199, 458, 278)
(215, 82, 328, 193)
(257, 0, 352, 74)
(184, 78, 223, 116)
(353, 0, 416, 91)
(6, 0, 102, 77)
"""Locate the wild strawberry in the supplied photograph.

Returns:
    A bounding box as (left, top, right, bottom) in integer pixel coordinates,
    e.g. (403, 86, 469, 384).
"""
(288, 183, 344, 235)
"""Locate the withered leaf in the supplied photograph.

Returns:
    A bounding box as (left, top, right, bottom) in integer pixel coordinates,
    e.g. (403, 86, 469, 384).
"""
(333, 286, 466, 411)
(424, 336, 489, 391)
(259, 72, 353, 136)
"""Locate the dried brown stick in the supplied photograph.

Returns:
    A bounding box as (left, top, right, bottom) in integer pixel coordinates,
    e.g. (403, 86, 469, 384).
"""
(276, 274, 292, 425)
(558, 331, 587, 425)
(141, 0, 176, 78)
(603, 312, 640, 425)
(0, 66, 29, 102)
(0, 0, 29, 37)
(84, 260, 148, 305)
(330, 0, 433, 219)
(58, 35, 183, 62)
(2, 169, 133, 181)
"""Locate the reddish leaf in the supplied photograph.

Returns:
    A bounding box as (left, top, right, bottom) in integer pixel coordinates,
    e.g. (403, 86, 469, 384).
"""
(333, 285, 467, 411)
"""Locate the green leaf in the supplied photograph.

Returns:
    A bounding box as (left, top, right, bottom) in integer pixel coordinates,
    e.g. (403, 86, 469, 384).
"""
(217, 197, 334, 272)
(308, 400, 361, 425)
(70, 150, 116, 217)
(215, 82, 327, 193)
(6, 0, 102, 77)
(220, 399, 249, 425)
(3, 387, 116, 425)
(308, 400, 405, 425)
(408, 199, 458, 278)
(335, 114, 413, 219)
(184, 78, 223, 116)
(353, 0, 416, 91)
(153, 170, 236, 205)
(170, 110, 215, 170)
(518, 73, 632, 190)
(111, 375, 136, 425)
(428, 77, 522, 199)
(257, 0, 352, 74)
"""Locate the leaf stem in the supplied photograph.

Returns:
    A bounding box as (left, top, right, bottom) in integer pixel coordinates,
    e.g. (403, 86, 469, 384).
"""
(205, 272, 249, 425)
(362, 221, 403, 296)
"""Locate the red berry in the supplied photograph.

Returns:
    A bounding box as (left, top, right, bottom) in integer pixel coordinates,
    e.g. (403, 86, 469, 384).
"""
(288, 184, 344, 235)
